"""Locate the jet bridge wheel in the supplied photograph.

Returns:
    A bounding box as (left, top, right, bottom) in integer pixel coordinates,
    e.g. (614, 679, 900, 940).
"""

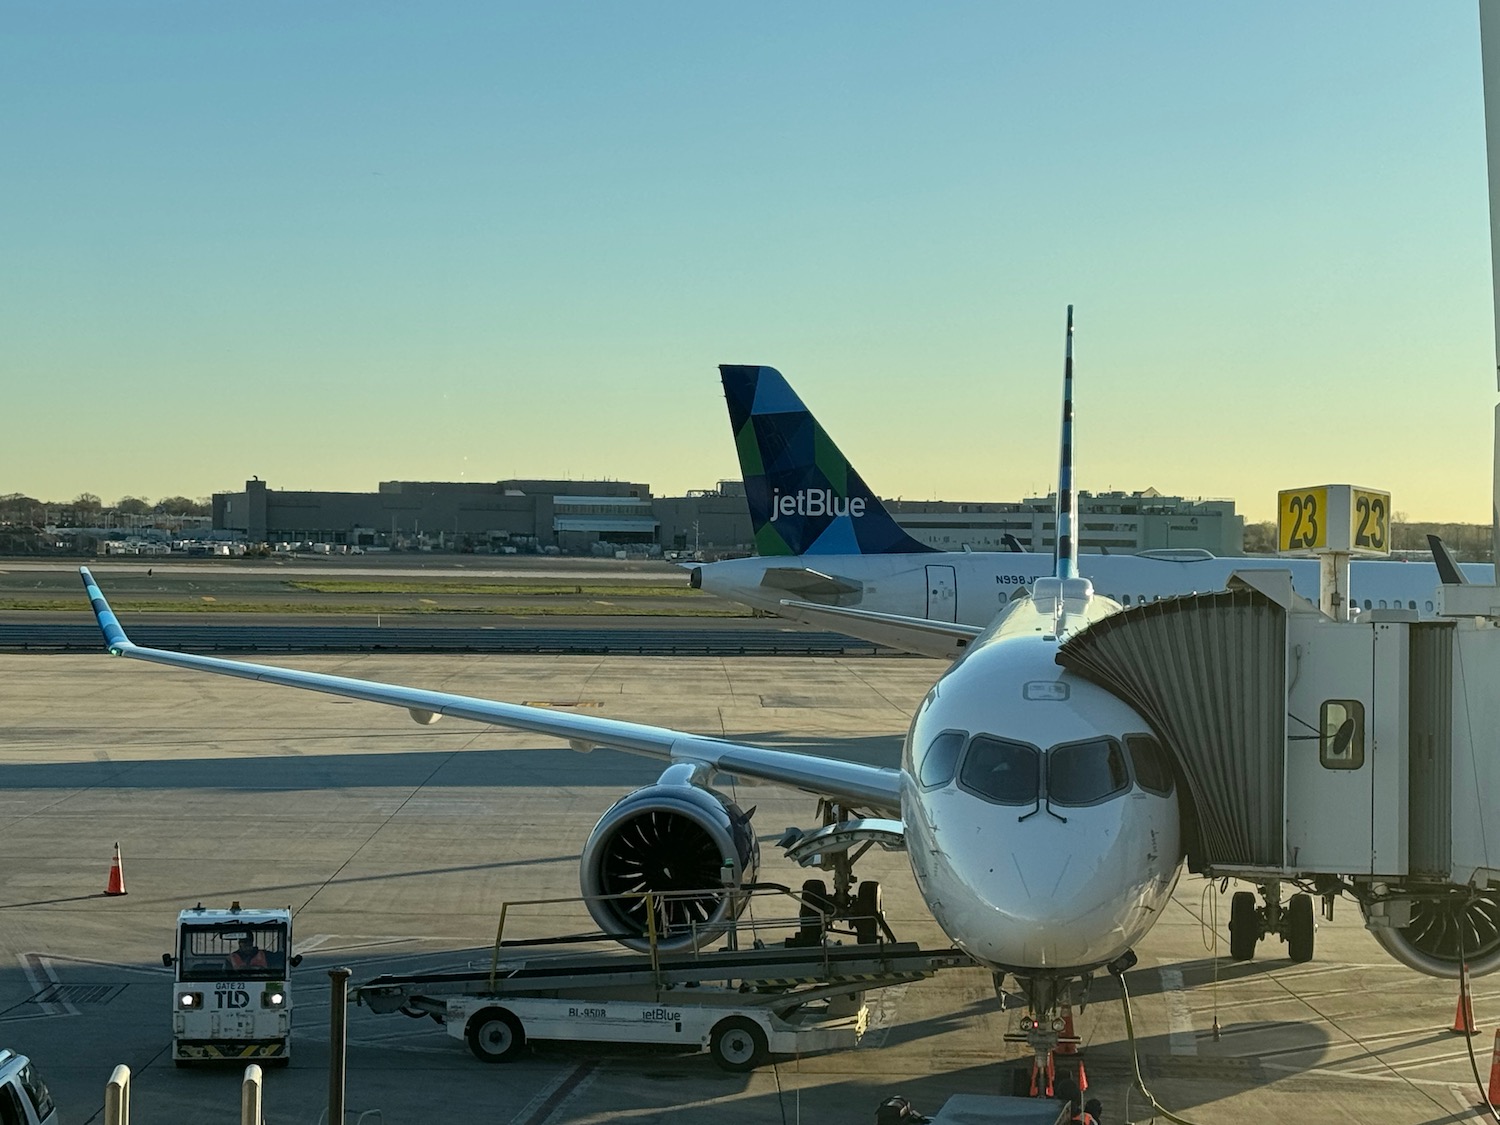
(466, 1007, 526, 1063)
(1229, 891, 1259, 961)
(1285, 893, 1315, 963)
(710, 1016, 768, 1072)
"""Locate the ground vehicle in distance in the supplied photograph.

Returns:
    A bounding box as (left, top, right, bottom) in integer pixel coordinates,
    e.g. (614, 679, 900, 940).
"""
(162, 903, 302, 1066)
(0, 1049, 58, 1125)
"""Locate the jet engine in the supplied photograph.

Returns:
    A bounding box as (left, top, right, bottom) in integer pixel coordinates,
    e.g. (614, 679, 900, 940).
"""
(579, 779, 759, 953)
(1364, 889, 1500, 979)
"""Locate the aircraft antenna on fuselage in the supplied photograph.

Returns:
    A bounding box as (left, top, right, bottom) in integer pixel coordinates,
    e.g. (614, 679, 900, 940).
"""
(1055, 305, 1079, 580)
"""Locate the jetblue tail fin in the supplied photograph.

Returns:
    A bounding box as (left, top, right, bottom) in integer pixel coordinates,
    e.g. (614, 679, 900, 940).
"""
(719, 365, 936, 557)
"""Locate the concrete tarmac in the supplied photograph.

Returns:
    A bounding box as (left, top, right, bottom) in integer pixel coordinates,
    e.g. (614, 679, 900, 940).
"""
(2, 652, 1493, 1123)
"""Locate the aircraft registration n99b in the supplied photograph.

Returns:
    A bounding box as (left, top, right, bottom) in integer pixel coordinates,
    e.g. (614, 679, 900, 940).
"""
(79, 308, 1185, 1066)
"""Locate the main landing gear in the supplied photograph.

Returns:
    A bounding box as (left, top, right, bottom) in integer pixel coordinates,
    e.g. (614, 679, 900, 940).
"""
(780, 799, 901, 947)
(1228, 880, 1315, 963)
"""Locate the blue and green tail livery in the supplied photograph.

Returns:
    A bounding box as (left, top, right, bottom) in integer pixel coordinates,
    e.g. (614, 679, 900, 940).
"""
(719, 365, 935, 557)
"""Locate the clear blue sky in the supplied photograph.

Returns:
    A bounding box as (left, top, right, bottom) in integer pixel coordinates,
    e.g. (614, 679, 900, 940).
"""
(1, 2, 1493, 522)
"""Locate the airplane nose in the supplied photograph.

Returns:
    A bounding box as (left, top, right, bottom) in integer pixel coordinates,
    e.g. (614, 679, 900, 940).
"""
(689, 567, 702, 589)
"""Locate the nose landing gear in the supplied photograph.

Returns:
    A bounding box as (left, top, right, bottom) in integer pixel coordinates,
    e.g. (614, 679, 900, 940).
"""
(1228, 880, 1315, 963)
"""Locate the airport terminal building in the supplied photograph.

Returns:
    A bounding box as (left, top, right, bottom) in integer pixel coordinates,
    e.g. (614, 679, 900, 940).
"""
(213, 478, 1242, 557)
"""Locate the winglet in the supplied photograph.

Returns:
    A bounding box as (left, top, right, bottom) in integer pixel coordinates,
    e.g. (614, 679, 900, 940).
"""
(79, 567, 132, 653)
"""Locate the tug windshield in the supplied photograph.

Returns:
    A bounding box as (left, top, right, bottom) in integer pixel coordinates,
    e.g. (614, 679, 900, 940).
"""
(178, 922, 289, 981)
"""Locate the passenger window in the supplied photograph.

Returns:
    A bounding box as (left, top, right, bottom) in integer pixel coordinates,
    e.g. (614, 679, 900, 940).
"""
(1122, 594, 1132, 606)
(1425, 600, 1433, 613)
(959, 736, 1040, 805)
(1048, 738, 1131, 805)
(1320, 700, 1365, 770)
(1363, 599, 1372, 610)
(1125, 734, 1175, 797)
(918, 730, 966, 789)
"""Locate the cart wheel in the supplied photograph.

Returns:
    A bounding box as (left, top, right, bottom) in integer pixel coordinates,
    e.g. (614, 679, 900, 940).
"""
(853, 880, 883, 944)
(265, 1055, 291, 1069)
(710, 1016, 768, 1072)
(1228, 891, 1258, 962)
(173, 1058, 192, 1069)
(1286, 893, 1315, 963)
(798, 879, 832, 939)
(467, 1007, 526, 1063)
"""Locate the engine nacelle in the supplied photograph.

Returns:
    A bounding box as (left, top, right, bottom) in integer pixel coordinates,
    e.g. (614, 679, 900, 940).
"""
(1363, 889, 1500, 979)
(580, 782, 759, 953)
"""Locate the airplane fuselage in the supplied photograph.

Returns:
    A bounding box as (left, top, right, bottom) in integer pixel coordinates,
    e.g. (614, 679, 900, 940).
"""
(898, 587, 1182, 972)
(695, 552, 1487, 626)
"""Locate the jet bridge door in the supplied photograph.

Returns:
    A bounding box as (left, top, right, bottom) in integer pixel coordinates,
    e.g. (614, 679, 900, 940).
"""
(1283, 618, 1409, 877)
(926, 565, 957, 623)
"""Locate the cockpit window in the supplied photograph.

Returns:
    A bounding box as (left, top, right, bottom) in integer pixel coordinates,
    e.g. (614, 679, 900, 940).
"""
(1048, 737, 1131, 806)
(959, 736, 1040, 805)
(1125, 734, 1174, 797)
(918, 730, 966, 788)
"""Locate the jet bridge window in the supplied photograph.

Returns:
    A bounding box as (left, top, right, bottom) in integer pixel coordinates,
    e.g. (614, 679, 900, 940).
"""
(1047, 737, 1131, 806)
(1320, 700, 1365, 770)
(917, 730, 966, 789)
(959, 736, 1040, 805)
(1125, 734, 1175, 797)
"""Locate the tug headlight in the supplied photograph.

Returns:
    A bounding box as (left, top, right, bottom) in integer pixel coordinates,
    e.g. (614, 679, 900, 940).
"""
(262, 990, 286, 1008)
(178, 992, 204, 1009)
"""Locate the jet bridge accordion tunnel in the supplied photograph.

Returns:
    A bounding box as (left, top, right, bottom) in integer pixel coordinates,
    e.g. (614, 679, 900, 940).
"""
(1056, 577, 1500, 978)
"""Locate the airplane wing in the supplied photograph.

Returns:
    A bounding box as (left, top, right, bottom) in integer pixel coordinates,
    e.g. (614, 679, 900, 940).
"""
(79, 568, 902, 813)
(777, 598, 982, 661)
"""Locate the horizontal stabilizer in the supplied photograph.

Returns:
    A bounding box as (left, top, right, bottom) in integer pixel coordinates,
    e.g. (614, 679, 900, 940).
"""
(778, 598, 982, 661)
(758, 567, 863, 602)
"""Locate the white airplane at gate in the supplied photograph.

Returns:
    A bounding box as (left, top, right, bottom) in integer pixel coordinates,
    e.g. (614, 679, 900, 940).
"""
(76, 313, 1469, 1076)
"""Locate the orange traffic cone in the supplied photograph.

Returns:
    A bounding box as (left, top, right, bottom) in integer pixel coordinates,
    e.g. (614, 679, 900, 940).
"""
(1452, 975, 1477, 1035)
(1057, 1001, 1077, 1055)
(104, 842, 126, 896)
(1075, 1058, 1088, 1093)
(1485, 1029, 1500, 1107)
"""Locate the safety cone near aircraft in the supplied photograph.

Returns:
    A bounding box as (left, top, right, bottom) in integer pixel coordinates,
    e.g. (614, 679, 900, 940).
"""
(104, 842, 126, 896)
(1452, 973, 1477, 1035)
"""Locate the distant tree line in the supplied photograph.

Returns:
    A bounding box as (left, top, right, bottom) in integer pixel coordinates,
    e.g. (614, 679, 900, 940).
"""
(1244, 519, 1495, 562)
(0, 492, 213, 554)
(0, 492, 211, 525)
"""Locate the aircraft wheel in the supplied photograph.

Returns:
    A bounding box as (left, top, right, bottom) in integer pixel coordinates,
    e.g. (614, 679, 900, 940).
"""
(853, 880, 883, 944)
(710, 1016, 768, 1072)
(1286, 893, 1315, 963)
(466, 1007, 526, 1063)
(798, 879, 832, 940)
(1229, 891, 1259, 961)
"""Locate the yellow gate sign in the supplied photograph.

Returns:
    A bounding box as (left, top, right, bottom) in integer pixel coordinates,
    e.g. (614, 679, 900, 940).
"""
(1277, 485, 1391, 556)
(1278, 487, 1328, 552)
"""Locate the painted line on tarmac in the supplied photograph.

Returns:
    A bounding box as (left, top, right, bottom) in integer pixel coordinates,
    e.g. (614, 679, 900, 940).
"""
(507, 1060, 601, 1125)
(1158, 965, 1197, 1056)
(18, 954, 74, 1017)
(1260, 1059, 1485, 1089)
(1452, 1086, 1489, 1117)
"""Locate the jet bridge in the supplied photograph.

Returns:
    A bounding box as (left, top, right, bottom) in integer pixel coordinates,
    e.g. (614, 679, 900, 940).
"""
(1056, 569, 1500, 977)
